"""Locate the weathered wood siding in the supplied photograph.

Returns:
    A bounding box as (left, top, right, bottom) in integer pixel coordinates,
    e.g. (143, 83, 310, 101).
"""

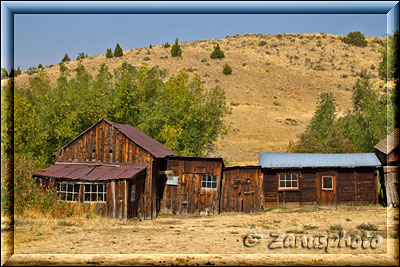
(54, 121, 156, 219)
(262, 167, 377, 207)
(221, 167, 261, 213)
(160, 158, 223, 215)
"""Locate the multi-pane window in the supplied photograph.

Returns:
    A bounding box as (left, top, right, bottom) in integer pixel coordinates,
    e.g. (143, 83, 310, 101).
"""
(84, 183, 106, 202)
(201, 175, 217, 189)
(322, 176, 333, 190)
(278, 173, 299, 189)
(57, 181, 80, 201)
(131, 184, 136, 201)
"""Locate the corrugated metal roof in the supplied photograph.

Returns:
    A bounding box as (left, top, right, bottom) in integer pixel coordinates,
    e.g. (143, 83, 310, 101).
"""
(54, 118, 174, 158)
(104, 119, 174, 158)
(33, 161, 147, 181)
(259, 152, 381, 168)
(374, 128, 399, 155)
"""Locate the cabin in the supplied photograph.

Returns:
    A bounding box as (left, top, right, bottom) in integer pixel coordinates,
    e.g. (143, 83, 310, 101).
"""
(33, 118, 174, 220)
(220, 166, 262, 213)
(374, 129, 399, 207)
(159, 156, 224, 215)
(259, 152, 381, 208)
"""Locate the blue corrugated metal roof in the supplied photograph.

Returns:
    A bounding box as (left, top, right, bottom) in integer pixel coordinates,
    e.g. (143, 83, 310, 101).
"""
(259, 152, 381, 168)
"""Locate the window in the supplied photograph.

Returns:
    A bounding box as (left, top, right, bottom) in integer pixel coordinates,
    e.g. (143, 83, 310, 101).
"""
(278, 173, 299, 189)
(166, 176, 178, 186)
(131, 184, 136, 201)
(84, 183, 106, 202)
(57, 181, 80, 201)
(201, 175, 217, 189)
(322, 176, 333, 190)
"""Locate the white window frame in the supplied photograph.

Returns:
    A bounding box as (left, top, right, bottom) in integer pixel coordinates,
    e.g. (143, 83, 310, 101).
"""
(166, 176, 179, 186)
(57, 181, 80, 202)
(322, 176, 334, 191)
(201, 175, 218, 190)
(278, 173, 299, 190)
(83, 183, 106, 203)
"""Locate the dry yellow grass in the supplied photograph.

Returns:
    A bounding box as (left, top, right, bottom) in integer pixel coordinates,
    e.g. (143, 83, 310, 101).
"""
(4, 33, 386, 165)
(1, 206, 398, 265)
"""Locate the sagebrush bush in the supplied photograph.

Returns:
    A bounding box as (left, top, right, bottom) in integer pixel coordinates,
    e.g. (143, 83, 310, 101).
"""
(223, 63, 232, 75)
(342, 31, 368, 47)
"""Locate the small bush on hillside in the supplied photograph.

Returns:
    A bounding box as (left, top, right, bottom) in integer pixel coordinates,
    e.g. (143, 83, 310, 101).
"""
(223, 63, 232, 75)
(342, 31, 368, 47)
(106, 48, 113, 58)
(76, 52, 87, 60)
(171, 38, 182, 57)
(61, 53, 71, 63)
(210, 44, 225, 59)
(163, 42, 170, 48)
(113, 43, 123, 57)
(38, 64, 43, 69)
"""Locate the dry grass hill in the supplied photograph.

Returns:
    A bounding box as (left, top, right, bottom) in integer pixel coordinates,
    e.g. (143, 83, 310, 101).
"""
(8, 33, 386, 165)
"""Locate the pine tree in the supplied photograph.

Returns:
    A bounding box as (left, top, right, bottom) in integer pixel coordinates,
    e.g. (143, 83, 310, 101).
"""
(38, 64, 43, 69)
(1, 68, 8, 79)
(210, 44, 225, 59)
(61, 53, 71, 62)
(106, 48, 113, 58)
(113, 43, 123, 57)
(171, 38, 182, 57)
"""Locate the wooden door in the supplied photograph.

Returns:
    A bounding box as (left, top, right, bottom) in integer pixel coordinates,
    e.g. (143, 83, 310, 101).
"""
(319, 175, 336, 207)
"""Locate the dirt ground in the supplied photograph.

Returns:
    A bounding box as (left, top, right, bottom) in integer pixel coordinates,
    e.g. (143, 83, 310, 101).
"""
(1, 205, 399, 265)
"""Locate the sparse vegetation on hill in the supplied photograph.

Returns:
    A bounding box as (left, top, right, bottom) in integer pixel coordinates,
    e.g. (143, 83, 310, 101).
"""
(171, 38, 182, 57)
(76, 52, 88, 60)
(223, 63, 232, 75)
(163, 42, 170, 48)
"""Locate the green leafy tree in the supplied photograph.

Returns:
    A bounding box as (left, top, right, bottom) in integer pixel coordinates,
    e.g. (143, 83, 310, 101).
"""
(106, 48, 113, 58)
(1, 68, 8, 79)
(222, 63, 232, 75)
(342, 31, 368, 47)
(61, 53, 71, 62)
(171, 38, 182, 57)
(210, 44, 225, 59)
(113, 43, 123, 57)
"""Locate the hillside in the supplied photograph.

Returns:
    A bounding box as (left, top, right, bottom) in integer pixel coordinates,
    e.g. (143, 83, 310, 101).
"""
(7, 33, 386, 165)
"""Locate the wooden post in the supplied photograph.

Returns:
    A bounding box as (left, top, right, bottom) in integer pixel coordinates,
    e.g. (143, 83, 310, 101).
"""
(124, 180, 128, 221)
(111, 181, 116, 219)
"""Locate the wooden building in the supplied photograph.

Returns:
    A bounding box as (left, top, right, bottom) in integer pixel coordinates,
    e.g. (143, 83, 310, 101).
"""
(34, 161, 147, 220)
(220, 166, 262, 213)
(374, 129, 399, 207)
(159, 156, 224, 215)
(259, 152, 381, 208)
(34, 118, 174, 220)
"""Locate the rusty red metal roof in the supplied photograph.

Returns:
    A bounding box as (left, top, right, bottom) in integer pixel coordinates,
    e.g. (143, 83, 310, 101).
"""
(104, 119, 174, 158)
(33, 161, 147, 181)
(54, 118, 174, 158)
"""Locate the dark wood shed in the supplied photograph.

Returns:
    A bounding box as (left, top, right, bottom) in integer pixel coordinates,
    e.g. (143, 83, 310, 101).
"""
(374, 128, 399, 207)
(159, 156, 224, 215)
(259, 153, 381, 208)
(34, 161, 147, 220)
(37, 118, 174, 220)
(220, 166, 262, 213)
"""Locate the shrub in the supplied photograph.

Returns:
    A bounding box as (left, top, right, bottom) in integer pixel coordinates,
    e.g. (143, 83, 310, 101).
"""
(105, 48, 113, 58)
(357, 223, 378, 231)
(149, 44, 153, 49)
(163, 42, 170, 48)
(273, 100, 281, 106)
(38, 64, 43, 69)
(222, 63, 232, 75)
(113, 43, 123, 57)
(61, 53, 71, 63)
(329, 224, 343, 231)
(76, 52, 87, 60)
(171, 38, 182, 57)
(342, 31, 368, 47)
(210, 44, 225, 59)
